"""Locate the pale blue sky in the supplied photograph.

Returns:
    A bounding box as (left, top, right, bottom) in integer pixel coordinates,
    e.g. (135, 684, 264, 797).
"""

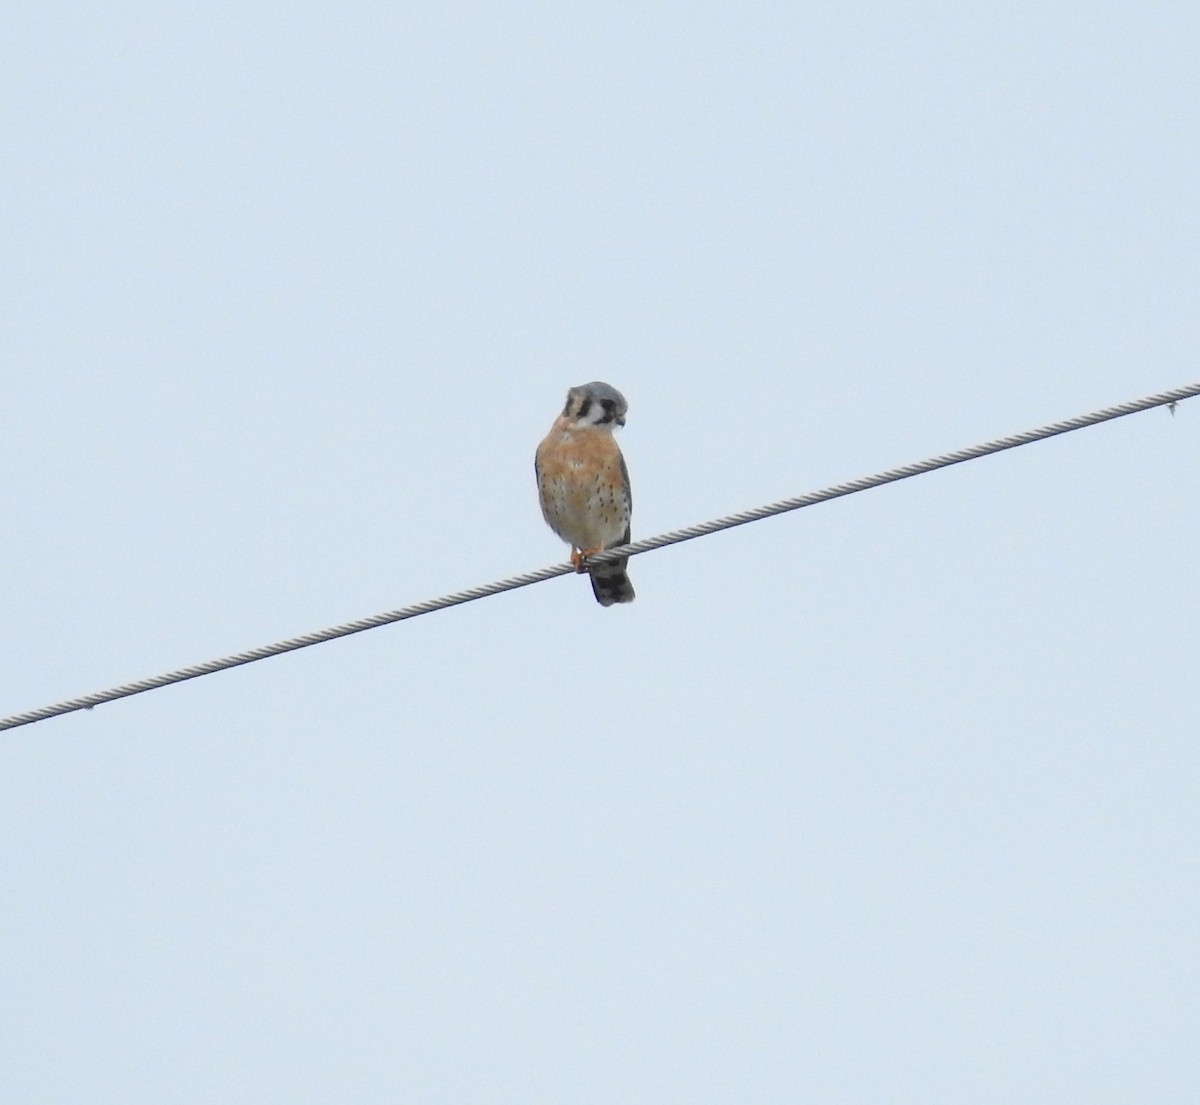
(3, 3, 1199, 1102)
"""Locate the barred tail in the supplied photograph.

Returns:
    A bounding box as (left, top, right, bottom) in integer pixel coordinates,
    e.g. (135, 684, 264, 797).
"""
(589, 558, 635, 606)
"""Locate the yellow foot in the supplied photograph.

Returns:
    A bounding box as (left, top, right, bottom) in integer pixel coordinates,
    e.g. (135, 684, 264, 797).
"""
(571, 547, 601, 573)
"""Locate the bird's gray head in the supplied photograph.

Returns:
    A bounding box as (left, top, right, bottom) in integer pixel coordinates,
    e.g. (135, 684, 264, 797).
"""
(562, 381, 628, 429)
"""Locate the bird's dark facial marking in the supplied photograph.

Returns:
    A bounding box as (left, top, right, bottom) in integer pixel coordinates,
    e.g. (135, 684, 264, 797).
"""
(577, 397, 593, 420)
(598, 399, 617, 423)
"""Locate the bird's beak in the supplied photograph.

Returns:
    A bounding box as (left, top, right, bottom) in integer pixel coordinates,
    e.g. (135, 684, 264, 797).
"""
(616, 416, 626, 427)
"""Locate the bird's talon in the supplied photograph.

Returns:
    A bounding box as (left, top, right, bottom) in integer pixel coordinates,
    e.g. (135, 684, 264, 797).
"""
(573, 547, 601, 572)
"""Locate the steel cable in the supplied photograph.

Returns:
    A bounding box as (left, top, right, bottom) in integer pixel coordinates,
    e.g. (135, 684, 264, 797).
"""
(3, 380, 1195, 732)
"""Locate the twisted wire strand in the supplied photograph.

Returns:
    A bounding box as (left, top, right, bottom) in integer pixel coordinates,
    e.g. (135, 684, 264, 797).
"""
(3, 381, 1195, 732)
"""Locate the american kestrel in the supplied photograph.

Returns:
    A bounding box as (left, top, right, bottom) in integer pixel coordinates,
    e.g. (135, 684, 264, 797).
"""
(535, 381, 635, 606)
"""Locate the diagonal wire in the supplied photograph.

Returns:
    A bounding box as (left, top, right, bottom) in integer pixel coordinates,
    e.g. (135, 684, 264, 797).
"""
(2, 381, 1196, 732)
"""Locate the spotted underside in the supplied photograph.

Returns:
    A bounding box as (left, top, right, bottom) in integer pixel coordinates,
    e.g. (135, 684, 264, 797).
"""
(535, 427, 631, 553)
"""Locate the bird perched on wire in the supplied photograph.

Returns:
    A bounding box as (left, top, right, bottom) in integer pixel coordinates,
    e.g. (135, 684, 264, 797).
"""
(535, 382, 635, 606)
